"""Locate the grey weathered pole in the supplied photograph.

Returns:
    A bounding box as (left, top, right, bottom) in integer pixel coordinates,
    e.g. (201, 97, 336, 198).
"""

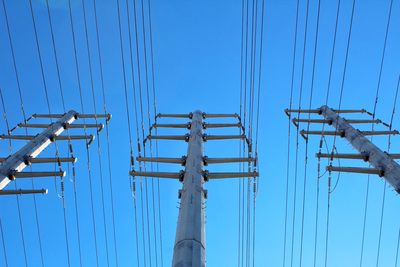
(131, 111, 258, 265)
(320, 105, 400, 192)
(172, 110, 206, 267)
(0, 110, 109, 194)
(0, 110, 77, 190)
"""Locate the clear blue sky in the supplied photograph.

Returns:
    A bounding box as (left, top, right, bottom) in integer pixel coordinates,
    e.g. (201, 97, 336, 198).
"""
(0, 0, 400, 266)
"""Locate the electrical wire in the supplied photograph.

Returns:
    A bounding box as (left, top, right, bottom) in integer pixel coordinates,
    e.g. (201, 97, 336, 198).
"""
(139, 0, 160, 264)
(68, 0, 82, 266)
(290, 0, 312, 266)
(131, 0, 154, 264)
(395, 225, 400, 266)
(146, 0, 165, 263)
(296, 0, 311, 265)
(302, 1, 321, 266)
(43, 1, 85, 266)
(325, 1, 356, 266)
(376, 75, 400, 266)
(360, 1, 394, 265)
(0, 89, 27, 267)
(237, 0, 246, 262)
(67, 0, 100, 265)
(80, 0, 112, 265)
(313, 0, 341, 265)
(1, 2, 39, 266)
(122, 0, 142, 264)
(91, 0, 120, 265)
(0, 218, 8, 267)
(283, 0, 300, 266)
(251, 0, 265, 265)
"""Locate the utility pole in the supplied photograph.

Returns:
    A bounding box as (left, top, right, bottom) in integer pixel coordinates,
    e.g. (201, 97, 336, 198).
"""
(0, 110, 110, 195)
(131, 110, 258, 267)
(286, 105, 400, 193)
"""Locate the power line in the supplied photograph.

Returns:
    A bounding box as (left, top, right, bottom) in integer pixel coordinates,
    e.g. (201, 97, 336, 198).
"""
(360, 1, 394, 265)
(115, 0, 140, 264)
(43, 1, 84, 266)
(313, 1, 341, 265)
(325, 1, 357, 266)
(139, 0, 160, 264)
(252, 0, 265, 265)
(0, 218, 8, 267)
(145, 0, 164, 262)
(1, 2, 38, 266)
(131, 0, 154, 264)
(67, 0, 101, 265)
(291, 0, 312, 265)
(80, 0, 112, 265)
(283, 0, 300, 266)
(68, 0, 86, 266)
(297, 0, 311, 265)
(0, 90, 27, 267)
(92, 0, 120, 265)
(395, 224, 400, 266)
(306, 1, 321, 267)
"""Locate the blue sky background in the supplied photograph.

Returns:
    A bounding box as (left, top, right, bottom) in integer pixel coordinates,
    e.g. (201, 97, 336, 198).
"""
(0, 0, 400, 266)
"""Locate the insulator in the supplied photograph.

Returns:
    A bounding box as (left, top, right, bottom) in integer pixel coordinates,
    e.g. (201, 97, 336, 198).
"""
(69, 144, 73, 152)
(61, 180, 65, 196)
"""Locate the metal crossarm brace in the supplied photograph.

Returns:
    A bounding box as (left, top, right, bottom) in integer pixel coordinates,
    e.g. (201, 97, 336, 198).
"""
(13, 171, 66, 179)
(0, 189, 48, 195)
(33, 113, 111, 120)
(326, 166, 384, 176)
(202, 171, 259, 181)
(151, 123, 191, 129)
(203, 157, 255, 165)
(285, 108, 367, 116)
(292, 118, 381, 126)
(202, 123, 242, 128)
(0, 134, 95, 141)
(202, 113, 239, 118)
(316, 152, 400, 160)
(202, 134, 246, 141)
(319, 105, 400, 193)
(0, 157, 77, 164)
(145, 134, 190, 142)
(136, 156, 186, 165)
(300, 130, 398, 138)
(0, 110, 77, 190)
(129, 171, 185, 180)
(157, 113, 191, 119)
(18, 123, 104, 130)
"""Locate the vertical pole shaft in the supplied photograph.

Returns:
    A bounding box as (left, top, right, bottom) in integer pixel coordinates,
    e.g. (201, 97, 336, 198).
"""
(172, 110, 206, 267)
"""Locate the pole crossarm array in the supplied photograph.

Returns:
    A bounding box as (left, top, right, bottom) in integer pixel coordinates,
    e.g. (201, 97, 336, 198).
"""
(132, 110, 258, 267)
(286, 105, 400, 193)
(0, 110, 110, 195)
